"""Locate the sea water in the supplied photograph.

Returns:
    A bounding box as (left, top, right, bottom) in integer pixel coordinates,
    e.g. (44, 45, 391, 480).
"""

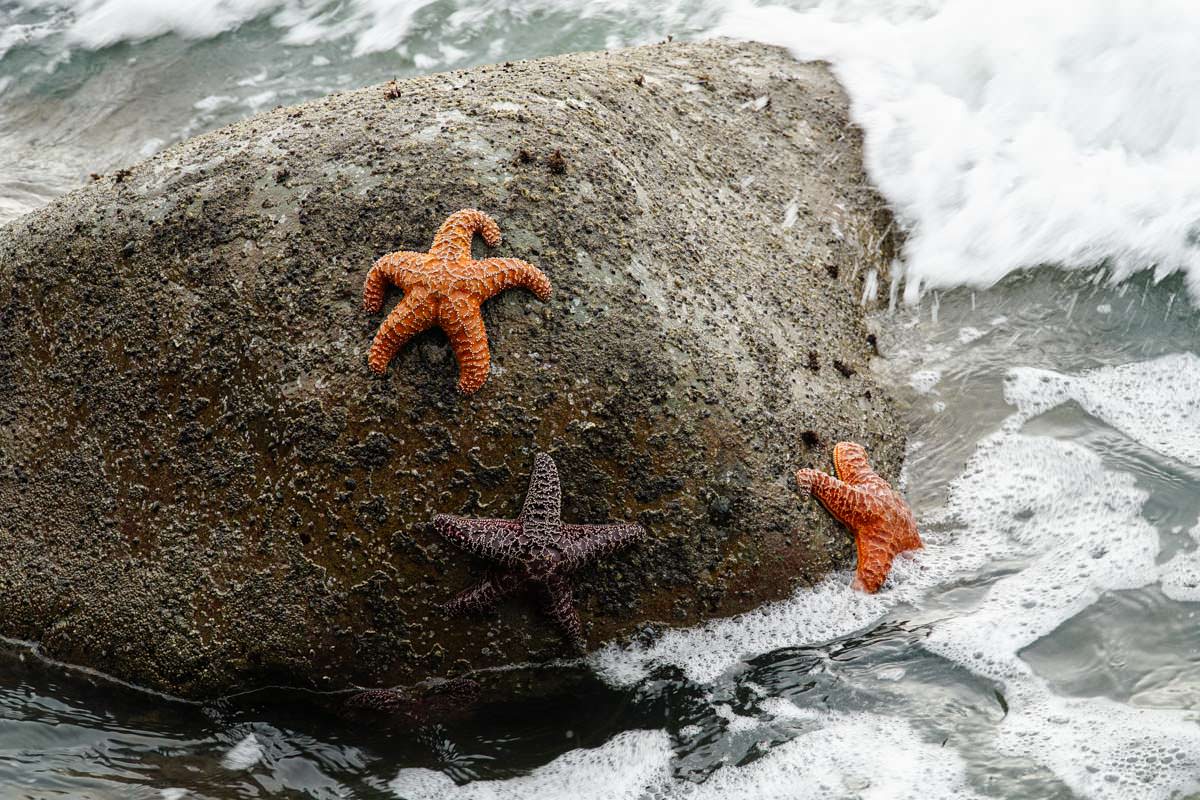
(2, 2, 1200, 798)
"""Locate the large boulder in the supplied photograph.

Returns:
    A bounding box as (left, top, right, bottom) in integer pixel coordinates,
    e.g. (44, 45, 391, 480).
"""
(0, 39, 903, 698)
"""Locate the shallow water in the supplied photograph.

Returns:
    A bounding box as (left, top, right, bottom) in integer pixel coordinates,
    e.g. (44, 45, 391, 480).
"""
(4, 1, 1200, 797)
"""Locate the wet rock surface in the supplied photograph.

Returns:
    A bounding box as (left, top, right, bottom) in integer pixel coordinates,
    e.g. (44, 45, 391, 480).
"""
(0, 40, 903, 698)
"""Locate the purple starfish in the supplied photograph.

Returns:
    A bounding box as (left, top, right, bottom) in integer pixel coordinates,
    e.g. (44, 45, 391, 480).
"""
(433, 452, 646, 652)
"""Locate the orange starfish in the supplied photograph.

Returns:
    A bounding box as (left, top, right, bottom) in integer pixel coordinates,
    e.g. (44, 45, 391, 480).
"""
(795, 442, 921, 593)
(362, 209, 553, 394)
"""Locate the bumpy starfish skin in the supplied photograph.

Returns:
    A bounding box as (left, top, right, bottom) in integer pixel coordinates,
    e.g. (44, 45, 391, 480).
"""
(795, 442, 922, 593)
(362, 209, 552, 393)
(433, 453, 645, 651)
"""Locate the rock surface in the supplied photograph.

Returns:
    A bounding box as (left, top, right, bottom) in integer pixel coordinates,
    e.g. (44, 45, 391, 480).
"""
(0, 39, 903, 698)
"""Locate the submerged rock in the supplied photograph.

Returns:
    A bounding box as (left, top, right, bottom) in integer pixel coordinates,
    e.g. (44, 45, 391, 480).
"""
(0, 39, 903, 698)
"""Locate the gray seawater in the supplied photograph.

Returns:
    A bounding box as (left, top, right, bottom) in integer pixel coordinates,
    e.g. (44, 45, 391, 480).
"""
(4, 1, 1200, 798)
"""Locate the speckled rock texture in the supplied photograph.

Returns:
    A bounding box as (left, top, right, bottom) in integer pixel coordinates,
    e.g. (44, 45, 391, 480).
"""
(0, 39, 903, 699)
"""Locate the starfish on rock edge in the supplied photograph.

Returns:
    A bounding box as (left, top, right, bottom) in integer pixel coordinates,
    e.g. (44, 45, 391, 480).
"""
(795, 441, 922, 593)
(362, 209, 552, 394)
(433, 453, 646, 652)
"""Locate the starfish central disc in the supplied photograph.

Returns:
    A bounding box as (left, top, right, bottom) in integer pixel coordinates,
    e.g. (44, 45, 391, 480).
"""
(432, 453, 646, 652)
(362, 209, 553, 394)
(795, 441, 922, 593)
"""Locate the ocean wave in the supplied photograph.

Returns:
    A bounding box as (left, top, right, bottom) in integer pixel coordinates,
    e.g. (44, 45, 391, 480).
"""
(714, 0, 1200, 301)
(6, 0, 1200, 302)
(6, 0, 722, 55)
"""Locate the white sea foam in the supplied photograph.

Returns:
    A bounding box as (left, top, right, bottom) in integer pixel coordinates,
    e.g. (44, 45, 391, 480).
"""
(593, 575, 887, 685)
(220, 732, 264, 770)
(593, 499, 1013, 686)
(921, 356, 1200, 799)
(389, 704, 982, 800)
(908, 368, 941, 394)
(389, 703, 984, 800)
(715, 0, 1200, 301)
(1003, 352, 1200, 465)
(25, 0, 284, 49)
(679, 706, 986, 800)
(0, 18, 59, 59)
(389, 730, 672, 800)
(922, 430, 1159, 679)
(998, 681, 1200, 800)
(1158, 523, 1200, 602)
(11, 0, 722, 56)
(957, 326, 984, 344)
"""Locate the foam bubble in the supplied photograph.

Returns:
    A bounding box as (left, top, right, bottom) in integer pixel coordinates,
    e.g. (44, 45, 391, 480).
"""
(384, 352, 1199, 798)
(13, 1, 1200, 308)
(713, 702, 760, 733)
(10, 0, 723, 58)
(595, 513, 1003, 686)
(399, 706, 983, 800)
(957, 326, 984, 344)
(909, 368, 942, 394)
(588, 347, 1200, 796)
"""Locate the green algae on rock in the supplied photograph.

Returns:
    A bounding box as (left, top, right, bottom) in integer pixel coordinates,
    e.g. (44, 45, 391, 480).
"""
(0, 39, 903, 698)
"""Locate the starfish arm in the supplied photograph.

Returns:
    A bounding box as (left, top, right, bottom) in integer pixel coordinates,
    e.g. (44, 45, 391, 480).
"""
(432, 515, 526, 569)
(431, 209, 502, 260)
(367, 290, 436, 374)
(795, 468, 873, 528)
(539, 573, 586, 652)
(441, 296, 491, 394)
(443, 571, 523, 615)
(469, 258, 553, 302)
(832, 441, 883, 486)
(362, 251, 426, 312)
(518, 453, 562, 531)
(558, 523, 645, 572)
(853, 534, 899, 594)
